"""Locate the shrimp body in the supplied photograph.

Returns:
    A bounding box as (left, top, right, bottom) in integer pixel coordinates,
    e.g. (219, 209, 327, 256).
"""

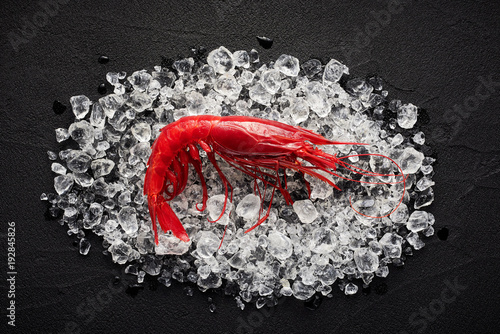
(144, 115, 403, 244)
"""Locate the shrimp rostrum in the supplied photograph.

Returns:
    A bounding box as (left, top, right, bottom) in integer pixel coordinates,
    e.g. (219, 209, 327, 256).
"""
(144, 115, 405, 244)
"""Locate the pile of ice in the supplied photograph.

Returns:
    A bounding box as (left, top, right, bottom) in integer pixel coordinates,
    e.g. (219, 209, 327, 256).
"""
(42, 46, 435, 308)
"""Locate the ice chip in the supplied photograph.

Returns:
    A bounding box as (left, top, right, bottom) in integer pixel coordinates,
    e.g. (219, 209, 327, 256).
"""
(232, 50, 250, 68)
(236, 194, 261, 220)
(290, 98, 310, 124)
(414, 187, 434, 209)
(274, 54, 300, 77)
(397, 103, 418, 129)
(99, 94, 125, 118)
(68, 121, 94, 147)
(301, 59, 322, 78)
(173, 58, 194, 75)
(90, 103, 106, 128)
(249, 83, 272, 106)
(310, 227, 336, 254)
(196, 231, 220, 258)
(117, 206, 138, 234)
(54, 174, 74, 195)
(291, 280, 315, 300)
(323, 59, 348, 84)
(354, 248, 379, 273)
(260, 69, 281, 94)
(206, 194, 233, 225)
(214, 73, 242, 97)
(407, 211, 430, 232)
(70, 95, 91, 119)
(305, 81, 331, 117)
(73, 173, 93, 187)
(344, 282, 358, 295)
(127, 70, 152, 92)
(293, 199, 318, 224)
(127, 90, 153, 112)
(130, 142, 151, 163)
(109, 239, 138, 264)
(79, 238, 91, 255)
(207, 46, 234, 74)
(51, 162, 67, 175)
(228, 251, 247, 269)
(55, 128, 70, 143)
(379, 233, 403, 258)
(142, 254, 163, 275)
(416, 177, 435, 191)
(413, 131, 425, 145)
(66, 150, 92, 173)
(406, 232, 425, 250)
(267, 231, 293, 260)
(185, 91, 207, 115)
(399, 147, 425, 174)
(91, 159, 115, 178)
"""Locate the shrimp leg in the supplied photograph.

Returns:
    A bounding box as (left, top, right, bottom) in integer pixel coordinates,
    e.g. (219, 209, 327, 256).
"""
(187, 144, 208, 211)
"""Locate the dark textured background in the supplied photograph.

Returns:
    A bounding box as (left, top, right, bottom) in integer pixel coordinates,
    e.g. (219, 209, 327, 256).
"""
(1, 0, 500, 333)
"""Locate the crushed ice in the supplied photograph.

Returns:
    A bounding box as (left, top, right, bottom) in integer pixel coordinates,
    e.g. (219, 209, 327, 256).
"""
(43, 46, 435, 307)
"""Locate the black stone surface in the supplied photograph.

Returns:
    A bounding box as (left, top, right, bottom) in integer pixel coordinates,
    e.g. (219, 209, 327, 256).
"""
(1, 1, 499, 333)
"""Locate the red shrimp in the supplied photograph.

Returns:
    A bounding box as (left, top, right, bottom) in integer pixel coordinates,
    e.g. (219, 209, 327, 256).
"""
(144, 115, 405, 245)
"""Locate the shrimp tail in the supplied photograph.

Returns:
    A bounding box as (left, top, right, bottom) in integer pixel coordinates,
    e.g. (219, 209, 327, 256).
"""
(148, 194, 189, 244)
